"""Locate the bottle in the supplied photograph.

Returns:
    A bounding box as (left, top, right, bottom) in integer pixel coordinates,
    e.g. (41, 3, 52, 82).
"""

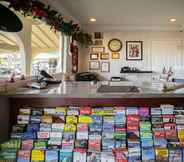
(162, 67, 167, 74)
(168, 67, 173, 76)
(167, 67, 173, 82)
(9, 73, 15, 83)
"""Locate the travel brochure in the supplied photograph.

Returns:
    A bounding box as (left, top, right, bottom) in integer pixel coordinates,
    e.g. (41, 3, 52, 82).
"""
(1, 105, 184, 161)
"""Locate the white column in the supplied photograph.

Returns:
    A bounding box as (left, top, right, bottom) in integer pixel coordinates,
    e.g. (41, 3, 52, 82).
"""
(62, 35, 67, 74)
(17, 18, 32, 75)
(62, 35, 71, 74)
(66, 36, 72, 74)
(182, 32, 184, 67)
(58, 32, 63, 73)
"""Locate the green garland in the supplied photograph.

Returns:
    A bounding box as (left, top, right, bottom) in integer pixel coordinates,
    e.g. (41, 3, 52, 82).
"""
(4, 0, 93, 46)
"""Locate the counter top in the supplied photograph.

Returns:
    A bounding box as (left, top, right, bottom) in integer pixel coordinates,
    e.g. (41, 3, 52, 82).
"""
(3, 81, 184, 98)
(120, 71, 153, 73)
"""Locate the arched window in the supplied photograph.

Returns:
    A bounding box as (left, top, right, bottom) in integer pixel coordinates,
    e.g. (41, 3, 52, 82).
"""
(31, 23, 61, 76)
(0, 18, 66, 79)
(32, 52, 60, 76)
(0, 33, 22, 78)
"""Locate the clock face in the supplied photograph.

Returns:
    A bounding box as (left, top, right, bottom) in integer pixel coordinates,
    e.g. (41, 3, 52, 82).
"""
(108, 39, 123, 52)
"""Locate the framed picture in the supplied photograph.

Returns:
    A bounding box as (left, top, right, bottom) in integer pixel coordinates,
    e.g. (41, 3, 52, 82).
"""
(94, 32, 103, 39)
(93, 40, 103, 46)
(90, 53, 99, 60)
(112, 52, 120, 59)
(101, 62, 110, 72)
(89, 61, 100, 70)
(126, 41, 143, 60)
(91, 47, 105, 53)
(100, 53, 109, 60)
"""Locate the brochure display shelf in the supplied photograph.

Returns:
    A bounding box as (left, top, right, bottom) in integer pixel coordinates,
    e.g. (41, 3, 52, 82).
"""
(0, 97, 182, 161)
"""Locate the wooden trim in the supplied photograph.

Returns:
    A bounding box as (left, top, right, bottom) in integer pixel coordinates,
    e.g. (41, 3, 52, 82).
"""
(10, 97, 184, 107)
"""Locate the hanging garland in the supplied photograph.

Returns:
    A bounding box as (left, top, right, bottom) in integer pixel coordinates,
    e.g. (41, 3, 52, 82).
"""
(4, 0, 93, 46)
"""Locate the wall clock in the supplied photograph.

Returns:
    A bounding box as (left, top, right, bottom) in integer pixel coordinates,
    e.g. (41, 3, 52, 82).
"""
(108, 39, 123, 52)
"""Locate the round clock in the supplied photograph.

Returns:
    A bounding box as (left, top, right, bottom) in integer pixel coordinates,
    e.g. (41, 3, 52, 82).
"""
(108, 39, 123, 52)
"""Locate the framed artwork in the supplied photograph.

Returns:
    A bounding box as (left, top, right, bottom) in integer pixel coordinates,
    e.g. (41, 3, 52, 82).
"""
(93, 40, 103, 46)
(112, 52, 120, 59)
(90, 53, 99, 60)
(101, 62, 110, 72)
(91, 47, 105, 53)
(126, 41, 143, 60)
(89, 61, 100, 70)
(100, 53, 109, 60)
(94, 32, 103, 39)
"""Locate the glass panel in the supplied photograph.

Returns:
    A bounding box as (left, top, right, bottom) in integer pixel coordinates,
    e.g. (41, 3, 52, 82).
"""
(0, 33, 21, 78)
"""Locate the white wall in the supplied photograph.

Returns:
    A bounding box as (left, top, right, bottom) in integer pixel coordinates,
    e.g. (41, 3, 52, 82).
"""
(79, 31, 184, 80)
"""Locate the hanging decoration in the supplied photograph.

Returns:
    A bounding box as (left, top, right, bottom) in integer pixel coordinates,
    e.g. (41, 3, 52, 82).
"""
(4, 0, 93, 46)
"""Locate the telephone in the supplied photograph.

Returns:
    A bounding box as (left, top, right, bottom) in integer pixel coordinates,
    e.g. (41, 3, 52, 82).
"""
(75, 72, 99, 81)
(38, 70, 61, 84)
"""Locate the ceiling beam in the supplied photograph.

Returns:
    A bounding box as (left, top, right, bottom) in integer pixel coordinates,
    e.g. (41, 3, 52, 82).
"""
(32, 39, 42, 48)
(0, 39, 8, 44)
(36, 25, 58, 47)
(0, 33, 16, 45)
(32, 31, 50, 48)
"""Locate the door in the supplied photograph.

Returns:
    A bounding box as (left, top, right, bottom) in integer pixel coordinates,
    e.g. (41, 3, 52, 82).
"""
(151, 40, 182, 72)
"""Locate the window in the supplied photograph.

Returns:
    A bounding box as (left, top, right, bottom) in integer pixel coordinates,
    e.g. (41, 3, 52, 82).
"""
(0, 33, 21, 78)
(32, 52, 60, 76)
(31, 23, 61, 76)
(0, 19, 68, 79)
(151, 40, 182, 72)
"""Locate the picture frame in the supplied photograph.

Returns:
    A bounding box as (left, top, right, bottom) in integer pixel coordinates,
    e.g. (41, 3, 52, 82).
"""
(126, 41, 143, 60)
(100, 53, 109, 60)
(89, 61, 100, 70)
(112, 52, 120, 59)
(101, 62, 110, 72)
(91, 47, 105, 53)
(93, 40, 103, 46)
(90, 53, 99, 60)
(94, 32, 103, 39)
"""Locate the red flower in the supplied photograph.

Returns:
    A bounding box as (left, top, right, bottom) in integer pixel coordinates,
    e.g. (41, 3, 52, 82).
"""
(32, 6, 39, 17)
(39, 10, 48, 18)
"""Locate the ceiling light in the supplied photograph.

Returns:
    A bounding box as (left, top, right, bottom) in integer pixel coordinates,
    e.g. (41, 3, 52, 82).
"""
(89, 18, 96, 22)
(169, 18, 176, 22)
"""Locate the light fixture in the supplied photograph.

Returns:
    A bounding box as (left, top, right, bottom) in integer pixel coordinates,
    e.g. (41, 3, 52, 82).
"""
(169, 18, 176, 22)
(89, 18, 96, 22)
(0, 4, 23, 32)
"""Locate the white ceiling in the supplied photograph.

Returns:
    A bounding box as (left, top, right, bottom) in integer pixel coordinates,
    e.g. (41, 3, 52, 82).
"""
(0, 23, 59, 53)
(57, 0, 184, 32)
